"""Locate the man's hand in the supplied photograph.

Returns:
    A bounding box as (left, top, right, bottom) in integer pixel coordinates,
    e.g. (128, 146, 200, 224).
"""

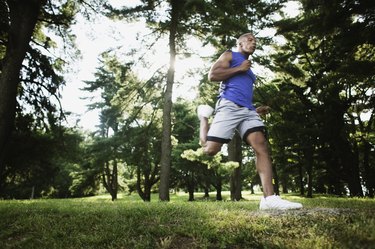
(256, 106, 270, 115)
(239, 60, 251, 72)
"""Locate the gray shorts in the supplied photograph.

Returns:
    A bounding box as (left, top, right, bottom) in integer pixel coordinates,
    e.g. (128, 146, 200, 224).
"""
(207, 98, 265, 144)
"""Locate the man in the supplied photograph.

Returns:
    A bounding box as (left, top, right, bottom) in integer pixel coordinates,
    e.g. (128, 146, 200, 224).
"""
(197, 33, 302, 210)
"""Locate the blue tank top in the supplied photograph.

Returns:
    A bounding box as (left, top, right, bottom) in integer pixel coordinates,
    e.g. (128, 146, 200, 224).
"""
(219, 50, 256, 110)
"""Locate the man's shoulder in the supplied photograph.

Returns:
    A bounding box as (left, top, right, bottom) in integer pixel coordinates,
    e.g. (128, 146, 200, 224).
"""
(223, 49, 233, 55)
(219, 50, 233, 61)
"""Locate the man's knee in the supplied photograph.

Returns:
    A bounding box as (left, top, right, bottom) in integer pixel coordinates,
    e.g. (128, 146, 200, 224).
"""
(203, 147, 219, 156)
(252, 140, 270, 158)
(203, 142, 222, 156)
(247, 131, 267, 148)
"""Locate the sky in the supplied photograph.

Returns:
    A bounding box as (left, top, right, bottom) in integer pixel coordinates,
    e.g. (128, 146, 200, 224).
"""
(61, 1, 301, 131)
(61, 13, 145, 131)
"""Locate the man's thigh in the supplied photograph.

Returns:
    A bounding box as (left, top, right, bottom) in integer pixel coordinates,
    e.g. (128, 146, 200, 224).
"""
(207, 99, 242, 143)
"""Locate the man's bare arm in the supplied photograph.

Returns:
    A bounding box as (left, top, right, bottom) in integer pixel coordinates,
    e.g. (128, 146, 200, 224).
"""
(208, 51, 251, 82)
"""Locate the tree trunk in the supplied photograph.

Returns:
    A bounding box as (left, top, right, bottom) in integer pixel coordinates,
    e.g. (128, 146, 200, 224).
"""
(202, 171, 210, 198)
(144, 183, 151, 202)
(187, 171, 195, 201)
(136, 165, 146, 201)
(216, 177, 222, 201)
(363, 140, 374, 197)
(203, 186, 210, 199)
(327, 158, 343, 196)
(228, 132, 242, 201)
(338, 138, 363, 197)
(281, 173, 288, 194)
(304, 148, 313, 198)
(112, 160, 118, 201)
(187, 186, 194, 202)
(267, 135, 279, 195)
(298, 163, 305, 196)
(0, 0, 42, 187)
(159, 0, 180, 201)
(249, 182, 255, 194)
(30, 186, 35, 200)
(272, 163, 280, 196)
(103, 160, 117, 201)
(281, 183, 288, 194)
(142, 167, 154, 202)
(357, 114, 374, 197)
(136, 158, 159, 202)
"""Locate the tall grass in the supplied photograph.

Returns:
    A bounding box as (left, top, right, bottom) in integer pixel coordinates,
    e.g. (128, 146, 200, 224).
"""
(0, 192, 374, 249)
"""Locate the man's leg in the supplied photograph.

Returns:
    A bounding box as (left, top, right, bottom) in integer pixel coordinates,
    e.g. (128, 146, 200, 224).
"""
(199, 116, 223, 156)
(246, 131, 274, 197)
(246, 131, 303, 210)
(199, 116, 209, 146)
(197, 105, 223, 156)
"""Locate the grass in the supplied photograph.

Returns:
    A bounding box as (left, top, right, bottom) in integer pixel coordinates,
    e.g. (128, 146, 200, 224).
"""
(0, 192, 374, 249)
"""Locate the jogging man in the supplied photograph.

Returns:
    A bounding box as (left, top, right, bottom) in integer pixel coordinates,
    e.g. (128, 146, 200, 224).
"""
(197, 33, 302, 210)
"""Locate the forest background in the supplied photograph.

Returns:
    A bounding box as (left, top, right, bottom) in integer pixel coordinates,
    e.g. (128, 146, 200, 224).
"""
(0, 0, 374, 202)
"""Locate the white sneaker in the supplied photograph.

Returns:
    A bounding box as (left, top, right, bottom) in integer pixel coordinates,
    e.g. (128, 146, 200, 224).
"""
(197, 105, 214, 120)
(259, 195, 303, 210)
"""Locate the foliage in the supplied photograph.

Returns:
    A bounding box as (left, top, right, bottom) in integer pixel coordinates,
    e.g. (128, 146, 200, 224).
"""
(1, 114, 85, 199)
(265, 0, 375, 197)
(1, 0, 102, 128)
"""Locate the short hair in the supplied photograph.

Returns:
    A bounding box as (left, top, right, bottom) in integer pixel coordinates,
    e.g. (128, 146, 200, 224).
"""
(236, 33, 255, 45)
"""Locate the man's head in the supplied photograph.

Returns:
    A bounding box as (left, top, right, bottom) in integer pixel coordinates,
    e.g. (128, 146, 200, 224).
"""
(237, 33, 256, 55)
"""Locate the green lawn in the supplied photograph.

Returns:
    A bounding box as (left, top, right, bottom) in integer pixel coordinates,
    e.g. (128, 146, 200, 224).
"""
(0, 192, 374, 249)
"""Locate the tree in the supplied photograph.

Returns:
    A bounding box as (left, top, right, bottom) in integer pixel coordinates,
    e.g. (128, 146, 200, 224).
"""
(83, 52, 129, 201)
(113, 58, 164, 202)
(82, 49, 165, 201)
(127, 125, 161, 202)
(0, 0, 102, 196)
(270, 0, 375, 196)
(0, 0, 43, 177)
(171, 100, 203, 201)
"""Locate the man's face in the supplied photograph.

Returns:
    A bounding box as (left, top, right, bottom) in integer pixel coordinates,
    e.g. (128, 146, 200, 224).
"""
(239, 35, 257, 54)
